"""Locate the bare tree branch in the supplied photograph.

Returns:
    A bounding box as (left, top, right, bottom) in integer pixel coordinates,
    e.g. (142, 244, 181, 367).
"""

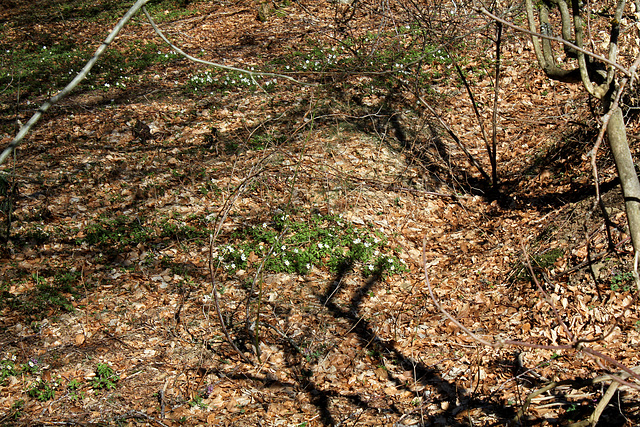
(477, 6, 633, 78)
(0, 0, 152, 166)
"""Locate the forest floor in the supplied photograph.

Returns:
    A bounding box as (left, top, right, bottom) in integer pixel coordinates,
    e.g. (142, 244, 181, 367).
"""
(1, 0, 640, 426)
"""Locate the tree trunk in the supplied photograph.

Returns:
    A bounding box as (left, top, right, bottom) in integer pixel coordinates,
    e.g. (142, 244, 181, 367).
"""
(607, 106, 640, 254)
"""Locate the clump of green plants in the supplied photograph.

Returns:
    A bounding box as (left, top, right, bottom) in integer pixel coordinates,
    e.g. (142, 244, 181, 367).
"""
(216, 212, 407, 278)
(91, 363, 119, 390)
(514, 248, 564, 281)
(532, 248, 564, 269)
(67, 378, 85, 401)
(142, 0, 203, 22)
(27, 378, 56, 401)
(268, 26, 452, 87)
(248, 131, 286, 151)
(160, 220, 207, 242)
(0, 269, 81, 320)
(610, 271, 635, 292)
(187, 69, 278, 93)
(84, 215, 153, 248)
(0, 357, 17, 383)
(14, 226, 50, 247)
(189, 395, 208, 409)
(0, 34, 178, 99)
(301, 341, 327, 362)
(7, 399, 24, 421)
(21, 357, 40, 375)
(84, 214, 211, 251)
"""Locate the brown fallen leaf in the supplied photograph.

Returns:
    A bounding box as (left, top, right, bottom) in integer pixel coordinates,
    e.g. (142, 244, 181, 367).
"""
(74, 334, 85, 346)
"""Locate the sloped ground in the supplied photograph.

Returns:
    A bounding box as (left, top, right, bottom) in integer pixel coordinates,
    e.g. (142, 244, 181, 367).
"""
(1, 0, 640, 426)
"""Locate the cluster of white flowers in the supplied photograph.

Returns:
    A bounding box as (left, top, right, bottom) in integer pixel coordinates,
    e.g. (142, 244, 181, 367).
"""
(103, 81, 126, 89)
(190, 71, 257, 90)
(325, 53, 339, 65)
(190, 71, 216, 86)
(217, 245, 247, 271)
(300, 59, 322, 71)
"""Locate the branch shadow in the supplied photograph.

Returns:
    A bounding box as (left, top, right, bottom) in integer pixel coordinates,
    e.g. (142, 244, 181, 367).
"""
(266, 257, 517, 425)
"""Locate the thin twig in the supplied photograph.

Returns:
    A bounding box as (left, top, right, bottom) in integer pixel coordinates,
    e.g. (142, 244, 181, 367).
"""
(209, 234, 253, 365)
(490, 21, 502, 185)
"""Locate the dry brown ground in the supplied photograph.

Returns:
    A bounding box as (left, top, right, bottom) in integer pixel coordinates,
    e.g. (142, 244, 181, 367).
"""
(1, 1, 639, 426)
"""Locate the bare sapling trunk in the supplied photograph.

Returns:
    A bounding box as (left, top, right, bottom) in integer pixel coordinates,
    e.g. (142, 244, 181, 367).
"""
(607, 104, 640, 254)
